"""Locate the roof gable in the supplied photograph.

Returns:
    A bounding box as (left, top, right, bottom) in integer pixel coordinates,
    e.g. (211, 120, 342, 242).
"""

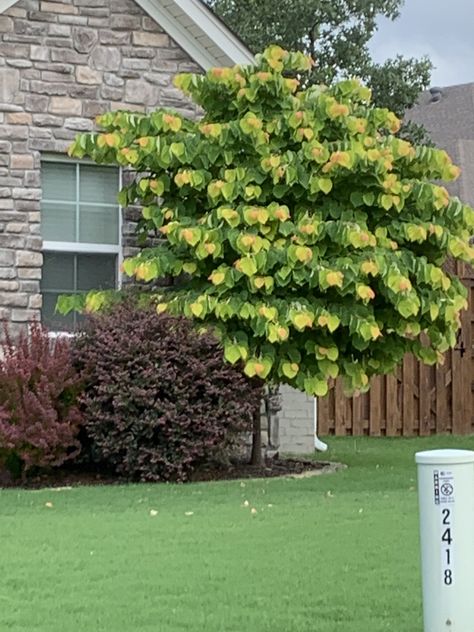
(0, 0, 253, 69)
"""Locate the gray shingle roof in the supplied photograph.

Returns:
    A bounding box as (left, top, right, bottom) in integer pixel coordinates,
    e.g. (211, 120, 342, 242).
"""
(407, 82, 474, 205)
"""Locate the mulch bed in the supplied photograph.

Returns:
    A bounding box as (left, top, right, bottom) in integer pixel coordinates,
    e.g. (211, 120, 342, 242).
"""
(188, 457, 331, 482)
(0, 457, 337, 490)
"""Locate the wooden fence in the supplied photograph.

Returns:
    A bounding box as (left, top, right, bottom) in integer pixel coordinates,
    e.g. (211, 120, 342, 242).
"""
(318, 270, 474, 437)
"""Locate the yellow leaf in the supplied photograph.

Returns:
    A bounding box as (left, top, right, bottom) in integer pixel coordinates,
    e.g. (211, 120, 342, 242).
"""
(274, 206, 290, 221)
(209, 271, 225, 285)
(326, 271, 344, 287)
(292, 312, 314, 330)
(370, 325, 381, 340)
(190, 302, 204, 317)
(356, 284, 375, 301)
(328, 102, 350, 118)
(180, 228, 200, 246)
(295, 246, 312, 263)
(361, 260, 379, 276)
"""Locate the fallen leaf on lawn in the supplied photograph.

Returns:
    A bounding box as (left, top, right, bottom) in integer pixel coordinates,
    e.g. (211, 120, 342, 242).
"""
(150, 509, 158, 517)
(243, 500, 249, 507)
(45, 502, 53, 508)
(251, 507, 257, 515)
(185, 511, 194, 516)
(326, 491, 334, 498)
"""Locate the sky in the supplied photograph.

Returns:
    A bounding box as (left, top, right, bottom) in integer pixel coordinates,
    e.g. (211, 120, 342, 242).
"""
(369, 0, 474, 87)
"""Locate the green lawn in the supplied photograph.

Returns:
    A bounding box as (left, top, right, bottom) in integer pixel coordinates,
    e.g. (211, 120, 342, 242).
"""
(2, 435, 474, 632)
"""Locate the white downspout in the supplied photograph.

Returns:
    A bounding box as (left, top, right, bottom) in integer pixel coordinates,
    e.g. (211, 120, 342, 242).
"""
(314, 397, 328, 452)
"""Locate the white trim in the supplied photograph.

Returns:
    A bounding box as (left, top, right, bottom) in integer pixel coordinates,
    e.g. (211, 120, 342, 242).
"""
(135, 0, 254, 69)
(174, 0, 254, 64)
(0, 1, 17, 13)
(42, 241, 121, 254)
(41, 153, 116, 167)
(117, 167, 124, 290)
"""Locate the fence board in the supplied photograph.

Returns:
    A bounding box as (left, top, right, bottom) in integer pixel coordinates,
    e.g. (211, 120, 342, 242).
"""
(352, 393, 363, 436)
(452, 342, 464, 434)
(419, 362, 432, 436)
(402, 355, 415, 436)
(385, 373, 398, 436)
(435, 352, 450, 434)
(317, 389, 330, 435)
(369, 376, 382, 436)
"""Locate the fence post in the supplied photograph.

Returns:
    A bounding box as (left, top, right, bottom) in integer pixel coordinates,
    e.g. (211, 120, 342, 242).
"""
(415, 449, 474, 632)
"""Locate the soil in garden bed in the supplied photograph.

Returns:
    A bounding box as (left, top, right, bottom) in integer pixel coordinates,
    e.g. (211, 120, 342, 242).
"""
(188, 457, 331, 482)
(0, 457, 335, 490)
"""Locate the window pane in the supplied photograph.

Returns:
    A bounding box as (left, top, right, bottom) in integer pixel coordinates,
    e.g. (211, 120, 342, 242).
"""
(80, 165, 119, 205)
(41, 202, 76, 242)
(42, 292, 75, 332)
(77, 254, 116, 291)
(41, 252, 75, 291)
(42, 162, 76, 202)
(79, 205, 119, 244)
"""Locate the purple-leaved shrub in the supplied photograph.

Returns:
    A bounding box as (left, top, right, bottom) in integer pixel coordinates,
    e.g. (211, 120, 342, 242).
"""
(72, 302, 263, 481)
(0, 323, 82, 477)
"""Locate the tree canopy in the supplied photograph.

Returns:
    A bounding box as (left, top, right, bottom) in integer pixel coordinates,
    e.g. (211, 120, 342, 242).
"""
(205, 0, 432, 139)
(63, 47, 474, 397)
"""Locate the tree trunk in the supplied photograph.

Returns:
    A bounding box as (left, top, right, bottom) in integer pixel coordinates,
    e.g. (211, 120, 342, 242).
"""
(250, 407, 263, 466)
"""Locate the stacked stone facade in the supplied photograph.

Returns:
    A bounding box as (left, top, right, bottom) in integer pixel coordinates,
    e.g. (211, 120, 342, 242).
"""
(0, 0, 200, 336)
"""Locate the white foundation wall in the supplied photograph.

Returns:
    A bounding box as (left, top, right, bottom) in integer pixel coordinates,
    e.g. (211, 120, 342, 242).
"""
(278, 385, 315, 454)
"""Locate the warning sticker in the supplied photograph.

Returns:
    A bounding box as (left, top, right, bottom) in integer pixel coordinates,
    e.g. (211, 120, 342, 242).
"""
(434, 470, 455, 505)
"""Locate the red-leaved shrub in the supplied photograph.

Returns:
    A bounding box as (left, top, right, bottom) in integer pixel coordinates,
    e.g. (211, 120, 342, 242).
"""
(72, 302, 263, 481)
(0, 323, 83, 476)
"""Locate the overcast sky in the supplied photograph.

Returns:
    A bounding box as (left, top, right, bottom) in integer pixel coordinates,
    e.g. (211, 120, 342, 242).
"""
(369, 0, 474, 87)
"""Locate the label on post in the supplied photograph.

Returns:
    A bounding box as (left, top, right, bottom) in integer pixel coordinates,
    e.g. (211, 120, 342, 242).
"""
(434, 470, 456, 587)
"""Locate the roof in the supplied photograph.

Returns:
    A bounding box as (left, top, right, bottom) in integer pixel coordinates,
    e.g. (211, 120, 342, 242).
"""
(0, 0, 254, 70)
(407, 82, 474, 205)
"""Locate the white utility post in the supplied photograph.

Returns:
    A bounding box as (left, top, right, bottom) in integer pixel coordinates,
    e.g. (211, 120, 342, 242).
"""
(415, 449, 474, 632)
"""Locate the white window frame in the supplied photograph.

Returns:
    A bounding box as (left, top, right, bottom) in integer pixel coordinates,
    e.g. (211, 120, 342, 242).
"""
(41, 155, 123, 330)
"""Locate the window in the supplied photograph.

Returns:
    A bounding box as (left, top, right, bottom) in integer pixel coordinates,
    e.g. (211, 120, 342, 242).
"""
(40, 160, 121, 330)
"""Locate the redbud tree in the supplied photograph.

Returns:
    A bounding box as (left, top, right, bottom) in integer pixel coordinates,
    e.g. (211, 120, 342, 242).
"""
(63, 46, 474, 397)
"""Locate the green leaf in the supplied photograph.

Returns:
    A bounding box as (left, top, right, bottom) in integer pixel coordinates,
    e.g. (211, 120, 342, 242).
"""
(238, 257, 257, 276)
(170, 142, 185, 159)
(224, 343, 242, 364)
(281, 361, 299, 379)
(304, 376, 329, 396)
(362, 192, 375, 206)
(318, 178, 333, 194)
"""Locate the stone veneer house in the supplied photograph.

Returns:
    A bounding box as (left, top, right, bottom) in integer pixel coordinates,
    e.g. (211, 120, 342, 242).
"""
(0, 0, 315, 453)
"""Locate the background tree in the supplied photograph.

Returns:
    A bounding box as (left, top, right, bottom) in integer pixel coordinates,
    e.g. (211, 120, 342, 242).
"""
(205, 0, 432, 140)
(63, 48, 473, 463)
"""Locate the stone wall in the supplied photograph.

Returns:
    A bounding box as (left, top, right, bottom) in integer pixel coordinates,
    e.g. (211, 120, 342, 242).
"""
(0, 0, 200, 336)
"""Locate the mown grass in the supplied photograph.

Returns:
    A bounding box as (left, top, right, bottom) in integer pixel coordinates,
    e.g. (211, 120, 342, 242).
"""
(1, 434, 473, 631)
